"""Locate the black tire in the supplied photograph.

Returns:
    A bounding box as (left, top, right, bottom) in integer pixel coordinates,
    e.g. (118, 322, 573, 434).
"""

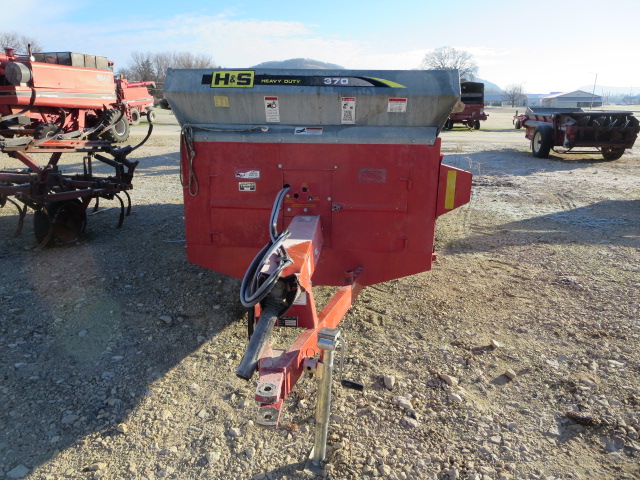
(531, 124, 554, 158)
(146, 110, 156, 123)
(101, 109, 130, 143)
(34, 123, 60, 140)
(601, 147, 624, 161)
(514, 119, 522, 130)
(473, 120, 481, 130)
(130, 107, 141, 125)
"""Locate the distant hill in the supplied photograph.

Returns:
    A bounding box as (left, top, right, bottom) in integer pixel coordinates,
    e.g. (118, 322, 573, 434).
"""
(578, 85, 638, 96)
(252, 58, 345, 69)
(476, 78, 503, 94)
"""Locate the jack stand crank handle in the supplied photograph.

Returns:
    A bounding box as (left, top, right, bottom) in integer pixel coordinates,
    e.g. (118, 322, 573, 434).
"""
(337, 337, 365, 391)
(236, 303, 279, 380)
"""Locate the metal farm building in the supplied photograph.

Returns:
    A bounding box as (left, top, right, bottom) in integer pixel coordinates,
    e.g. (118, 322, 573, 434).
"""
(541, 90, 602, 108)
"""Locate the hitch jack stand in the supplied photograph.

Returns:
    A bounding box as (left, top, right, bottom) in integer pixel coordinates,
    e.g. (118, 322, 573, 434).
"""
(310, 327, 340, 467)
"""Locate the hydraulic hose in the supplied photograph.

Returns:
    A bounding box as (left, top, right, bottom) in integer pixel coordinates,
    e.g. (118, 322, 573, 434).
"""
(239, 186, 292, 308)
(236, 187, 293, 380)
(235, 302, 280, 380)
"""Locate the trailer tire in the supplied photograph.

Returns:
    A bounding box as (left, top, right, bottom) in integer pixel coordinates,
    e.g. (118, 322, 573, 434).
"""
(146, 110, 156, 123)
(130, 108, 141, 125)
(532, 124, 553, 158)
(473, 120, 481, 130)
(34, 123, 60, 140)
(601, 147, 624, 161)
(101, 109, 130, 143)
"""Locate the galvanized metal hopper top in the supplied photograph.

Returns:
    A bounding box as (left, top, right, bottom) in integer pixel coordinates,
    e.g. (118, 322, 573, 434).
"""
(163, 68, 460, 145)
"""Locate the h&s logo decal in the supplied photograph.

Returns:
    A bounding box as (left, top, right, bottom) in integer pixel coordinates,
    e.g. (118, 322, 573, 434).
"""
(211, 70, 254, 88)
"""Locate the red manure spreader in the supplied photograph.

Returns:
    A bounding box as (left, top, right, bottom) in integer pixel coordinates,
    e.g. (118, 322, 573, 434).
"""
(164, 68, 472, 466)
(514, 107, 639, 160)
(444, 81, 488, 130)
(0, 47, 153, 246)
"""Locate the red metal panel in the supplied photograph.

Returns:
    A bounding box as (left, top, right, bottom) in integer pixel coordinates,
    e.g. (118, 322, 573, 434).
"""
(183, 139, 455, 287)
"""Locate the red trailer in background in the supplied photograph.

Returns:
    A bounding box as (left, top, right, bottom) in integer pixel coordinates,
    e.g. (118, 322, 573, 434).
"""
(115, 76, 156, 124)
(514, 107, 639, 160)
(445, 81, 488, 130)
(0, 47, 155, 143)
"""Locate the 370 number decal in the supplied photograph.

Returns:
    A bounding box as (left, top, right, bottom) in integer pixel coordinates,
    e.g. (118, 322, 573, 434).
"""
(324, 77, 350, 85)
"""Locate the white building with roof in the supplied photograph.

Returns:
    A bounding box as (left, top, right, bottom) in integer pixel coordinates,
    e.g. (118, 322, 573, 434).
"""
(541, 90, 602, 108)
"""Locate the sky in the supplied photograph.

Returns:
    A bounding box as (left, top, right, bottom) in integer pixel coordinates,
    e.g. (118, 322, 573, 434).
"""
(8, 0, 640, 95)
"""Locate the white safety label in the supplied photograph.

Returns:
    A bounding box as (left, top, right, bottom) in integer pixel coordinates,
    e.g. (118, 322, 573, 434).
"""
(235, 170, 260, 179)
(388, 97, 407, 113)
(341, 97, 356, 124)
(294, 127, 323, 135)
(239, 182, 256, 192)
(264, 96, 280, 123)
(293, 291, 307, 305)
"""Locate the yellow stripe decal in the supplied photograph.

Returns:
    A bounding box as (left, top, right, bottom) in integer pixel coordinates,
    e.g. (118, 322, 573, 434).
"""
(445, 170, 457, 210)
(368, 77, 407, 88)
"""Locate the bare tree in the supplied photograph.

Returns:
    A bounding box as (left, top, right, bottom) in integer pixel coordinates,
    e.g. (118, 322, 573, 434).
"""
(120, 51, 216, 83)
(503, 83, 526, 107)
(0, 31, 43, 54)
(420, 46, 478, 81)
(119, 51, 217, 101)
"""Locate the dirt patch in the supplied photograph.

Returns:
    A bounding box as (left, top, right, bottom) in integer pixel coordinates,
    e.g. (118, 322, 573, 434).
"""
(1, 108, 639, 480)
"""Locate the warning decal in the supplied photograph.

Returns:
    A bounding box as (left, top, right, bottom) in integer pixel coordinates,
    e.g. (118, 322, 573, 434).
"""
(239, 182, 256, 192)
(214, 96, 229, 108)
(293, 291, 307, 306)
(388, 97, 408, 113)
(264, 96, 280, 122)
(294, 127, 323, 135)
(278, 316, 298, 327)
(341, 97, 356, 124)
(235, 169, 260, 180)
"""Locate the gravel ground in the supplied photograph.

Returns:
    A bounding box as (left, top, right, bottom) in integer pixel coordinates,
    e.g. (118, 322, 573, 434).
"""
(1, 108, 639, 480)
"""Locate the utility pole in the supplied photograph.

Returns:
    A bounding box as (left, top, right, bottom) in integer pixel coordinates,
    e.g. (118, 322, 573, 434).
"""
(590, 73, 598, 109)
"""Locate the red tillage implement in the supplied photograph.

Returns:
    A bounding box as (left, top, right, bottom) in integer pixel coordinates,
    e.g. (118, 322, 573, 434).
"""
(0, 130, 152, 246)
(0, 47, 154, 246)
(164, 68, 472, 464)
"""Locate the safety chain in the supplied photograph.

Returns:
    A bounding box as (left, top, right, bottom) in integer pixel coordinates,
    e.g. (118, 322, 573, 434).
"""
(179, 124, 269, 197)
(180, 124, 199, 197)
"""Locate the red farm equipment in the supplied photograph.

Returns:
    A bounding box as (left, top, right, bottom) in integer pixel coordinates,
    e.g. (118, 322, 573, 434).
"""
(164, 68, 472, 466)
(0, 126, 153, 246)
(0, 46, 155, 143)
(116, 75, 156, 125)
(514, 107, 640, 160)
(444, 81, 487, 130)
(0, 47, 155, 246)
